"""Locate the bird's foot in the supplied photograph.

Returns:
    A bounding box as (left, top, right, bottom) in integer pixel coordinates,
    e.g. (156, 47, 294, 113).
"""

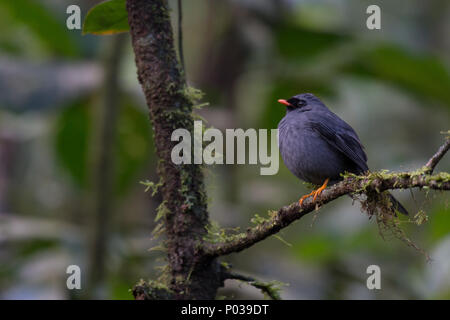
(298, 190, 316, 206)
(298, 178, 329, 206)
(313, 178, 329, 201)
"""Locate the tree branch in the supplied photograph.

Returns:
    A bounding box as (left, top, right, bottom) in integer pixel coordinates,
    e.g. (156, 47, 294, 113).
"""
(203, 135, 450, 258)
(222, 271, 283, 300)
(425, 132, 450, 173)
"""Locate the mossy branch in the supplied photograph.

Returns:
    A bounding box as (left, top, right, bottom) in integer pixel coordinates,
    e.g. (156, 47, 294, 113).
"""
(425, 131, 450, 173)
(222, 271, 285, 300)
(132, 279, 175, 300)
(202, 135, 450, 258)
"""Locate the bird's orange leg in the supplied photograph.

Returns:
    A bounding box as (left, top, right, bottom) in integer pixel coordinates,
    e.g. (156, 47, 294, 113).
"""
(298, 190, 316, 206)
(313, 178, 329, 201)
(298, 178, 329, 206)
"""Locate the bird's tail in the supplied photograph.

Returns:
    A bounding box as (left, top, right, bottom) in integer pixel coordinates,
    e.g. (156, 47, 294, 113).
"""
(388, 193, 408, 216)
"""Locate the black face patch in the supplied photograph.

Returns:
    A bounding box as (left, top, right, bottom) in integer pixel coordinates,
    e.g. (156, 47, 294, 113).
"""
(287, 98, 307, 110)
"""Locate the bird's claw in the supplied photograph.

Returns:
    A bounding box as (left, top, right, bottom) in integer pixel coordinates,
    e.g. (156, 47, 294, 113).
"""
(298, 178, 329, 206)
(298, 190, 315, 206)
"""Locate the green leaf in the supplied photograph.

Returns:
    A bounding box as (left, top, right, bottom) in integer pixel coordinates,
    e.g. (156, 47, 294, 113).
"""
(0, 0, 78, 57)
(83, 0, 129, 35)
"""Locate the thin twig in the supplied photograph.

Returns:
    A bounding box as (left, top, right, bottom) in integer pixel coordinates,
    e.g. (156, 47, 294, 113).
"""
(425, 135, 450, 173)
(223, 272, 282, 300)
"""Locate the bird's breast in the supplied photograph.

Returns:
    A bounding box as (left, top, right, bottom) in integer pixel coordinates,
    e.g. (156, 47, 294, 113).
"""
(278, 122, 350, 185)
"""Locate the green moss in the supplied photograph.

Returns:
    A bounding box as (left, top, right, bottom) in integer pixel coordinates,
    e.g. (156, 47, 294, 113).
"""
(220, 261, 232, 270)
(160, 109, 192, 124)
(151, 200, 169, 240)
(155, 200, 169, 222)
(341, 168, 441, 259)
(341, 167, 447, 195)
(193, 102, 210, 110)
(155, 264, 171, 284)
(273, 235, 292, 247)
(238, 280, 287, 300)
(249, 212, 290, 246)
(250, 213, 269, 225)
(182, 86, 205, 103)
(166, 82, 177, 94)
(174, 274, 186, 284)
(413, 210, 429, 226)
(140, 178, 163, 196)
(427, 171, 450, 183)
(179, 169, 196, 209)
(152, 222, 165, 239)
(148, 245, 166, 253)
(359, 191, 430, 260)
(204, 221, 244, 244)
(204, 210, 287, 247)
(132, 279, 174, 300)
(302, 181, 318, 189)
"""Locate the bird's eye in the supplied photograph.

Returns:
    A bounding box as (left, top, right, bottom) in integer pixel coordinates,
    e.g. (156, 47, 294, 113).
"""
(297, 99, 307, 107)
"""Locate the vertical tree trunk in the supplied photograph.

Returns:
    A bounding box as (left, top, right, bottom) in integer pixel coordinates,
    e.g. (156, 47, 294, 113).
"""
(126, 0, 222, 299)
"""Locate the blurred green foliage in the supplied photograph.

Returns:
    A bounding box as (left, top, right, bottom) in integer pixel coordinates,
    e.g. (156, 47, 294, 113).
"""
(429, 204, 450, 242)
(275, 24, 350, 61)
(0, 0, 78, 57)
(54, 96, 153, 194)
(344, 45, 450, 106)
(54, 98, 91, 188)
(114, 99, 153, 194)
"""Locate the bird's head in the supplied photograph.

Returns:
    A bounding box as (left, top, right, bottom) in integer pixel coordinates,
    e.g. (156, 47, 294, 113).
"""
(277, 93, 324, 113)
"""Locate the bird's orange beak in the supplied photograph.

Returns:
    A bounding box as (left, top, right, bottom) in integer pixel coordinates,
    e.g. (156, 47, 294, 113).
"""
(278, 99, 291, 106)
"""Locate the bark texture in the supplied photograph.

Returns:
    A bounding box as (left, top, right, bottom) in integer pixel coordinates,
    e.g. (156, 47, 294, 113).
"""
(126, 0, 222, 299)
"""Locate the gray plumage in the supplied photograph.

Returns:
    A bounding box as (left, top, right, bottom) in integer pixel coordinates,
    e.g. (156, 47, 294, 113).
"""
(278, 93, 408, 215)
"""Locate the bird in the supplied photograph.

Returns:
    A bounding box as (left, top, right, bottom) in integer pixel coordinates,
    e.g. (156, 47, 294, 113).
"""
(277, 93, 408, 215)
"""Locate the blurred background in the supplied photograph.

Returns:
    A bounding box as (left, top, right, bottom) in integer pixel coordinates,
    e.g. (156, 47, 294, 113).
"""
(0, 0, 449, 299)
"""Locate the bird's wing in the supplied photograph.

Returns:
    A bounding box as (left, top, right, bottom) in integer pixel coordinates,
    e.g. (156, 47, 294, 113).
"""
(309, 113, 368, 173)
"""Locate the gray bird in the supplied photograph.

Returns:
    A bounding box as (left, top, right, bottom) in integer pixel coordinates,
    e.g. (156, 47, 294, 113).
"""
(278, 93, 408, 215)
